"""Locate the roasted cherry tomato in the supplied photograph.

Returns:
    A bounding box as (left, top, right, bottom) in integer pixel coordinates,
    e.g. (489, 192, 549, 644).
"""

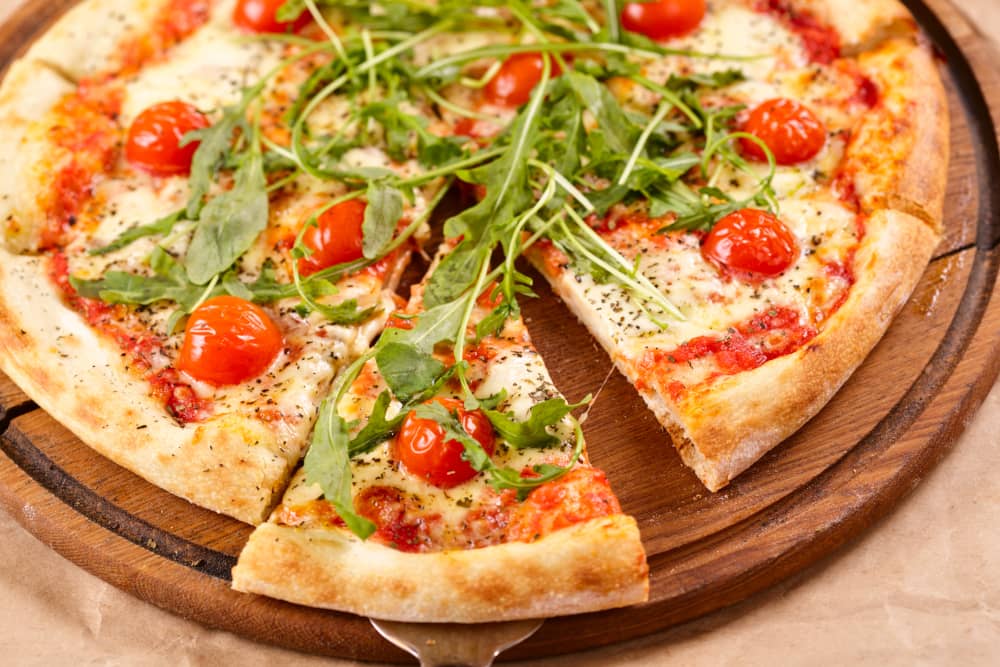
(702, 208, 799, 278)
(396, 398, 496, 489)
(484, 53, 559, 107)
(297, 199, 367, 276)
(177, 296, 284, 386)
(233, 0, 312, 33)
(740, 98, 827, 165)
(621, 0, 707, 41)
(125, 101, 209, 177)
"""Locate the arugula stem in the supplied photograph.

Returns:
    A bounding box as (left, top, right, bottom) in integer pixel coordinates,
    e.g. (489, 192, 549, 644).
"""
(619, 101, 673, 186)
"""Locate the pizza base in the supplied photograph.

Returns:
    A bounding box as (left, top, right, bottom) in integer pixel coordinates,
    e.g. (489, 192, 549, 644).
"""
(0, 248, 396, 523)
(232, 515, 648, 623)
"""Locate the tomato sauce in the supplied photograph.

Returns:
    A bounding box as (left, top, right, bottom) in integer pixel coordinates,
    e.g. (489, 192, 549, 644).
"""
(755, 0, 841, 65)
(640, 306, 819, 388)
(113, 0, 211, 80)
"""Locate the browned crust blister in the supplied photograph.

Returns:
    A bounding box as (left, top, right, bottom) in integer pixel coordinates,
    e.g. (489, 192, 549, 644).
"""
(232, 515, 649, 623)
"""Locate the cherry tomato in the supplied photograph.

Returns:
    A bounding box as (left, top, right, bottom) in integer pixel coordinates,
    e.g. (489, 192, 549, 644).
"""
(125, 101, 209, 177)
(297, 199, 367, 276)
(396, 398, 496, 488)
(702, 209, 799, 278)
(233, 0, 312, 33)
(484, 53, 559, 107)
(621, 0, 707, 41)
(740, 98, 827, 165)
(177, 296, 284, 386)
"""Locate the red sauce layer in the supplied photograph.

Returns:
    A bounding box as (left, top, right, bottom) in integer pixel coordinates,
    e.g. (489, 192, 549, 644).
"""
(110, 0, 211, 81)
(638, 306, 819, 394)
(275, 468, 620, 552)
(756, 0, 841, 64)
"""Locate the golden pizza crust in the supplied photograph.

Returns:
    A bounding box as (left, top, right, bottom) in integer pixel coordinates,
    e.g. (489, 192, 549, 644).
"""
(232, 515, 649, 623)
(846, 36, 950, 231)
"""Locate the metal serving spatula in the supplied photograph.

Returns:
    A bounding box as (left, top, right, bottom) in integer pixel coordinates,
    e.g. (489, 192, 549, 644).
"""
(370, 618, 543, 667)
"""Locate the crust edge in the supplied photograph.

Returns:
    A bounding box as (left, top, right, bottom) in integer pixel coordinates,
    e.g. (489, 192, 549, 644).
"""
(232, 515, 649, 623)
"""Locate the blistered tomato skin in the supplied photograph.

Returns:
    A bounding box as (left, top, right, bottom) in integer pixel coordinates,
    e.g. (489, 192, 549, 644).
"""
(177, 296, 284, 386)
(484, 53, 559, 107)
(233, 0, 312, 33)
(298, 199, 368, 276)
(621, 0, 707, 40)
(396, 398, 497, 489)
(125, 101, 209, 177)
(740, 98, 827, 165)
(702, 209, 799, 278)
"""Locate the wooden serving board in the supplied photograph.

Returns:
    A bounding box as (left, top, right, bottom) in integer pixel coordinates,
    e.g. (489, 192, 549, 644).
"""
(1, 0, 999, 662)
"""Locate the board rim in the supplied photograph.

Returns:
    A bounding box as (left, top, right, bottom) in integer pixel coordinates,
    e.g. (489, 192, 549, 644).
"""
(0, 0, 998, 662)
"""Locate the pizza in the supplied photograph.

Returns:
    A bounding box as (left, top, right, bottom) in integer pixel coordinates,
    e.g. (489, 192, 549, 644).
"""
(0, 0, 946, 624)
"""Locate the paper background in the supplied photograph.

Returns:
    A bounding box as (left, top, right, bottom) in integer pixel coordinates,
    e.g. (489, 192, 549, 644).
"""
(0, 0, 998, 664)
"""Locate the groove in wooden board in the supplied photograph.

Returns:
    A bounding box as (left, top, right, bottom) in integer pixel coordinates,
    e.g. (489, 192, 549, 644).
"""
(5, 410, 252, 558)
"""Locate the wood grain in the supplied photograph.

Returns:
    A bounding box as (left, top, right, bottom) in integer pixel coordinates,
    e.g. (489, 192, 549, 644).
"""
(0, 0, 998, 661)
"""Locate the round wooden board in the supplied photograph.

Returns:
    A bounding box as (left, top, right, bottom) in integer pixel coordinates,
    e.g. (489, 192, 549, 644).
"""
(1, 0, 999, 662)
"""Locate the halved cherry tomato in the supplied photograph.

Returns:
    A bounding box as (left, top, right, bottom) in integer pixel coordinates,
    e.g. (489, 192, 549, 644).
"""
(233, 0, 312, 33)
(621, 0, 707, 41)
(177, 296, 284, 386)
(484, 53, 560, 107)
(297, 199, 367, 276)
(125, 101, 209, 177)
(396, 397, 496, 488)
(702, 208, 799, 278)
(740, 98, 827, 165)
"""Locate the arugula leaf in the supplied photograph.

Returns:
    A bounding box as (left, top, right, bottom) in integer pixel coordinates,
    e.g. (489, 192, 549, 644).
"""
(71, 247, 209, 307)
(565, 70, 637, 155)
(346, 390, 401, 456)
(379, 298, 468, 353)
(185, 147, 269, 285)
(423, 242, 488, 309)
(485, 396, 588, 449)
(309, 298, 379, 325)
(304, 398, 377, 539)
(361, 182, 404, 259)
(375, 342, 447, 403)
(184, 88, 259, 219)
(89, 210, 185, 256)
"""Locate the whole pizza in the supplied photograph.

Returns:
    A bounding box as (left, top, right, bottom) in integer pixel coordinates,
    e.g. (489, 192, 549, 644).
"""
(0, 0, 947, 622)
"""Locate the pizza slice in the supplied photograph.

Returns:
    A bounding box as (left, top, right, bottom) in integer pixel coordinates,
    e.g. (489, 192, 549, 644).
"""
(233, 239, 648, 621)
(515, 0, 947, 490)
(0, 0, 454, 523)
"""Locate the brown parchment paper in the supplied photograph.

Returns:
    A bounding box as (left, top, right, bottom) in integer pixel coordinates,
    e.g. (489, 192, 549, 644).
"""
(0, 0, 998, 664)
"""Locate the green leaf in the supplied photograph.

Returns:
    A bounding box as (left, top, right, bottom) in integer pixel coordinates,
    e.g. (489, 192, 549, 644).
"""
(184, 89, 258, 219)
(362, 183, 404, 259)
(347, 391, 403, 456)
(185, 148, 269, 285)
(380, 295, 469, 354)
(309, 298, 379, 325)
(423, 242, 488, 309)
(375, 342, 447, 403)
(89, 209, 185, 256)
(71, 247, 209, 308)
(485, 396, 588, 449)
(304, 398, 377, 540)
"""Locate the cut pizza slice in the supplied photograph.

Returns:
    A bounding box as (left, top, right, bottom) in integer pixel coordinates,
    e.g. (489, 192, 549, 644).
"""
(520, 0, 946, 490)
(233, 240, 649, 621)
(0, 0, 453, 523)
